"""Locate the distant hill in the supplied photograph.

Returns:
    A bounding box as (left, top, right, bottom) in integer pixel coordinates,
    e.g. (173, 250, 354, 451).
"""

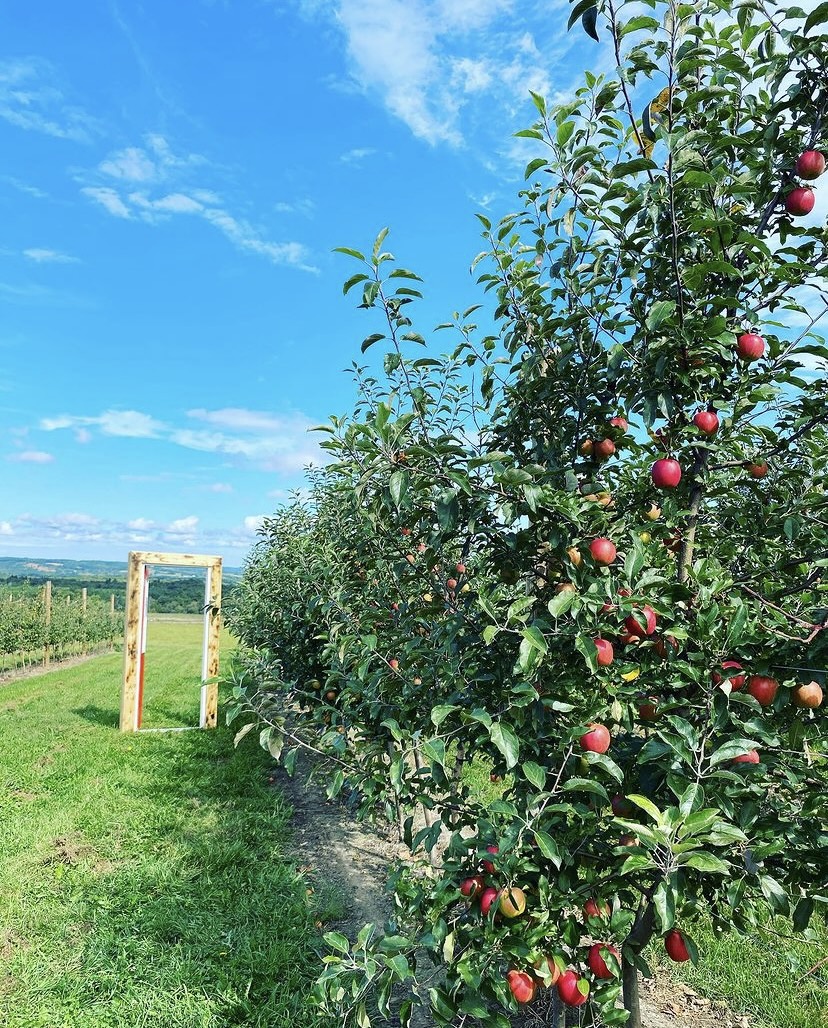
(0, 556, 242, 614)
(0, 556, 242, 581)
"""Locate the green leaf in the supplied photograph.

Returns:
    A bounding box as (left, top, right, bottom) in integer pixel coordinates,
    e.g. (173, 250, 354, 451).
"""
(521, 624, 548, 655)
(626, 793, 662, 822)
(653, 879, 676, 932)
(384, 954, 412, 980)
(324, 931, 350, 954)
(490, 721, 520, 769)
(582, 6, 599, 40)
(333, 246, 365, 261)
(567, 0, 597, 30)
(431, 705, 458, 727)
(361, 333, 386, 353)
(524, 157, 547, 179)
(548, 589, 576, 618)
(793, 896, 814, 931)
(233, 721, 256, 747)
(562, 778, 609, 800)
(422, 738, 446, 766)
(523, 761, 547, 790)
(646, 300, 676, 330)
(533, 831, 561, 866)
(389, 470, 409, 508)
(680, 852, 730, 873)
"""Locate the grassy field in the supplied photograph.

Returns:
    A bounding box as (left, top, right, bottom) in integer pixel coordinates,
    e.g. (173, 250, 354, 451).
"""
(0, 622, 334, 1028)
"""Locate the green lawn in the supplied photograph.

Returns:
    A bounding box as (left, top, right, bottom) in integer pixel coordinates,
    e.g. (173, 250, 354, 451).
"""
(0, 622, 330, 1028)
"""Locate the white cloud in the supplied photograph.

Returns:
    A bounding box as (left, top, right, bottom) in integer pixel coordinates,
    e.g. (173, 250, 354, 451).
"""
(0, 521, 13, 535)
(8, 450, 54, 463)
(128, 517, 156, 530)
(82, 135, 316, 271)
(0, 57, 98, 142)
(206, 482, 233, 493)
(167, 515, 199, 533)
(243, 515, 267, 533)
(23, 248, 79, 264)
(38, 405, 324, 473)
(339, 147, 376, 164)
(82, 186, 131, 219)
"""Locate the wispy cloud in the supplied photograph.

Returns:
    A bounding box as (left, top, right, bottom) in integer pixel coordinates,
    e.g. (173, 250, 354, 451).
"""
(81, 134, 317, 271)
(23, 248, 79, 264)
(39, 405, 325, 473)
(295, 0, 565, 148)
(339, 147, 376, 164)
(0, 521, 14, 535)
(0, 57, 98, 142)
(8, 450, 54, 464)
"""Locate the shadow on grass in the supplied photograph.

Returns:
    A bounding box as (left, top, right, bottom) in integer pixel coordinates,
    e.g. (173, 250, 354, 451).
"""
(72, 704, 120, 728)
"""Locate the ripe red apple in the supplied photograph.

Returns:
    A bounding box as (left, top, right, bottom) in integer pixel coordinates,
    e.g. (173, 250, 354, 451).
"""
(655, 634, 679, 658)
(748, 674, 779, 707)
(401, 527, 412, 536)
(747, 461, 768, 479)
(624, 604, 657, 637)
(557, 970, 589, 1007)
(609, 415, 628, 431)
(498, 887, 527, 918)
(792, 681, 823, 708)
(389, 658, 399, 670)
(796, 150, 826, 179)
(619, 834, 637, 847)
(651, 458, 682, 489)
(786, 186, 815, 215)
(588, 943, 620, 979)
(736, 332, 765, 361)
(460, 875, 485, 899)
(583, 897, 611, 919)
(532, 955, 561, 987)
(506, 969, 536, 1004)
(590, 538, 617, 565)
(664, 929, 691, 962)
(481, 844, 498, 874)
(446, 577, 458, 590)
(638, 696, 659, 721)
(594, 437, 616, 460)
(611, 793, 634, 817)
(580, 723, 611, 754)
(455, 562, 466, 575)
(480, 886, 499, 916)
(731, 750, 760, 765)
(417, 541, 427, 553)
(693, 410, 719, 435)
(712, 660, 746, 690)
(594, 638, 614, 667)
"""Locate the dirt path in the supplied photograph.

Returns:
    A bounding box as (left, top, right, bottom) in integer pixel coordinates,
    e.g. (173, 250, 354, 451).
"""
(274, 765, 754, 1028)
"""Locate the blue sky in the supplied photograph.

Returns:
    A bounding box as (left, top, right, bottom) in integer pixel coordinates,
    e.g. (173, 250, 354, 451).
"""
(0, 0, 594, 566)
(2, 1, 823, 568)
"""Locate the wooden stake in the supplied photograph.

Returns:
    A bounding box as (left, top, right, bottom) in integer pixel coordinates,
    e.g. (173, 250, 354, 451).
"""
(43, 580, 52, 667)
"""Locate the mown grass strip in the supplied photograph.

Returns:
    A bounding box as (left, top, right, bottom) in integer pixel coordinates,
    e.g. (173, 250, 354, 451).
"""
(0, 622, 329, 1027)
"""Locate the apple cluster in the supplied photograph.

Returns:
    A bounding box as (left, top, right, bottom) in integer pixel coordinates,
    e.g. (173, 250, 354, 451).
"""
(785, 149, 825, 216)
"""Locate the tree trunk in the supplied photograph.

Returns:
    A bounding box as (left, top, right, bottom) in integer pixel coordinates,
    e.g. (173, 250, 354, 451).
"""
(622, 957, 641, 1028)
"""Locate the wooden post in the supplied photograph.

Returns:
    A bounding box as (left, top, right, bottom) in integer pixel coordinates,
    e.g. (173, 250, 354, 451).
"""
(81, 588, 88, 654)
(120, 553, 143, 731)
(43, 580, 52, 667)
(200, 558, 222, 729)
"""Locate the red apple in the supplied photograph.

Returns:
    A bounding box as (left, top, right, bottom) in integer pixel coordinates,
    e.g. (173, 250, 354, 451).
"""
(594, 437, 616, 460)
(579, 438, 594, 456)
(736, 332, 765, 361)
(731, 750, 760, 765)
(507, 969, 536, 1004)
(594, 638, 614, 667)
(619, 834, 637, 847)
(664, 929, 691, 962)
(693, 410, 719, 435)
(792, 681, 824, 708)
(583, 898, 611, 919)
(557, 970, 589, 1006)
(712, 660, 746, 690)
(609, 416, 628, 431)
(748, 461, 768, 478)
(590, 538, 617, 565)
(417, 541, 427, 552)
(786, 186, 815, 216)
(481, 844, 498, 874)
(580, 723, 611, 754)
(532, 955, 561, 987)
(748, 674, 779, 707)
(446, 577, 458, 590)
(655, 635, 679, 658)
(638, 696, 659, 721)
(611, 794, 634, 817)
(389, 658, 399, 670)
(480, 886, 499, 916)
(624, 604, 657, 637)
(796, 150, 826, 180)
(651, 458, 682, 489)
(455, 562, 466, 574)
(401, 527, 412, 536)
(588, 943, 620, 979)
(460, 875, 485, 899)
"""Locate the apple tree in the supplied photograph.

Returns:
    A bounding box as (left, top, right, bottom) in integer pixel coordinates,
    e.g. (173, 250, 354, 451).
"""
(226, 0, 828, 1024)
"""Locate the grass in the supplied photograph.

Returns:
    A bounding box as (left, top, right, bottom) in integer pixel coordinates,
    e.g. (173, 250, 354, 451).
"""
(0, 622, 337, 1028)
